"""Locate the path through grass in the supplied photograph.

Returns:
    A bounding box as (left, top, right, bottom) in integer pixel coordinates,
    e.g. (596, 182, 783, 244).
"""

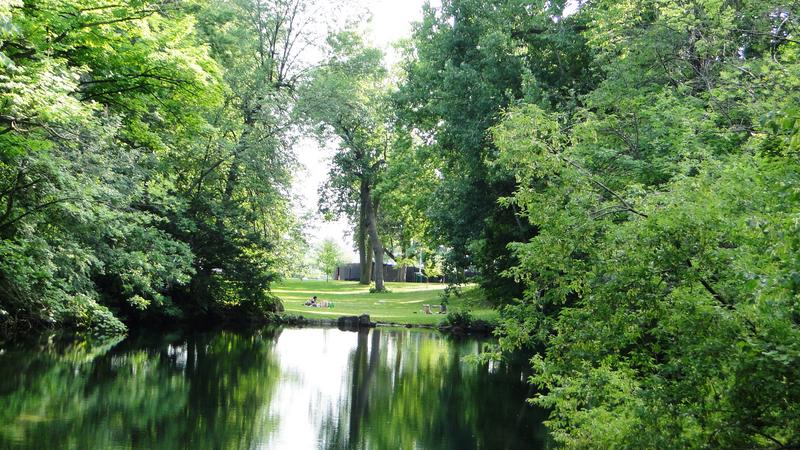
(272, 279, 497, 326)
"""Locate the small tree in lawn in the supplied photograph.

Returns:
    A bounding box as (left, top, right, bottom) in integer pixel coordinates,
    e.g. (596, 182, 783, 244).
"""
(422, 254, 444, 283)
(317, 239, 345, 282)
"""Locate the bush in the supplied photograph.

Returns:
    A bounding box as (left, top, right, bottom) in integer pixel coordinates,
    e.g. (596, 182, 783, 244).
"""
(443, 309, 473, 328)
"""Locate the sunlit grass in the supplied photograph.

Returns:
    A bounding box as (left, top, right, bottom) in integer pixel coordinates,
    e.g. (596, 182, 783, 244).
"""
(272, 279, 497, 326)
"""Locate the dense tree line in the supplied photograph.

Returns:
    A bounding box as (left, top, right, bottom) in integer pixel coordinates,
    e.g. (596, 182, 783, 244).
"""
(0, 0, 343, 336)
(389, 0, 800, 447)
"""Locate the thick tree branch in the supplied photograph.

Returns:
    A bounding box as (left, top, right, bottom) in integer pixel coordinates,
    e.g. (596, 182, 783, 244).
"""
(559, 153, 649, 219)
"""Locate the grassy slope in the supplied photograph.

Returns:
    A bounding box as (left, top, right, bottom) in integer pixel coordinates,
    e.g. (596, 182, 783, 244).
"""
(272, 279, 497, 326)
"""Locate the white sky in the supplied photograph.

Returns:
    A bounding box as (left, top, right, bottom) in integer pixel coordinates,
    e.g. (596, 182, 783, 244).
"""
(293, 0, 438, 263)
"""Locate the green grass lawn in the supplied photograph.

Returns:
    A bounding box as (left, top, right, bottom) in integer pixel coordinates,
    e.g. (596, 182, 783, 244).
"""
(272, 279, 497, 326)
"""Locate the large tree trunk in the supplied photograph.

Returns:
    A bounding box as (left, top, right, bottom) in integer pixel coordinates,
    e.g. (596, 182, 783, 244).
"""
(365, 237, 373, 282)
(364, 186, 385, 292)
(357, 219, 369, 284)
(358, 178, 372, 284)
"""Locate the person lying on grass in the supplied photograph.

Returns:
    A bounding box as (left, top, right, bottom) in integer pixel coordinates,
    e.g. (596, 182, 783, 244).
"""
(304, 296, 333, 308)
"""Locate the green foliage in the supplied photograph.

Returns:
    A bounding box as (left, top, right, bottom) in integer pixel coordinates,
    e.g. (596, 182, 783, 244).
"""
(0, 0, 204, 335)
(442, 309, 473, 329)
(5, 0, 800, 445)
(374, 133, 438, 278)
(486, 0, 800, 446)
(439, 284, 462, 304)
(0, 0, 332, 337)
(422, 253, 445, 280)
(316, 238, 345, 281)
(394, 0, 596, 303)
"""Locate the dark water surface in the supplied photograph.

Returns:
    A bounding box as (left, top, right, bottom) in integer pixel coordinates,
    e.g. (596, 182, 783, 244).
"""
(0, 327, 550, 449)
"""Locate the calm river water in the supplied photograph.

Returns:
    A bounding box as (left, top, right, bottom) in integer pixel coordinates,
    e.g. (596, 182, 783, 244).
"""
(0, 327, 551, 449)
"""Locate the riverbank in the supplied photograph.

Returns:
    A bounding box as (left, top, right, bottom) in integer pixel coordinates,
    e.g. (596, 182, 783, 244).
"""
(0, 281, 497, 344)
(272, 313, 497, 335)
(272, 279, 497, 327)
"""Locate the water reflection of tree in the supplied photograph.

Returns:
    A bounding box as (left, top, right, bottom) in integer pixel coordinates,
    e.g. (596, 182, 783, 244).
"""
(349, 329, 380, 440)
(320, 329, 551, 450)
(317, 329, 382, 449)
(0, 329, 283, 449)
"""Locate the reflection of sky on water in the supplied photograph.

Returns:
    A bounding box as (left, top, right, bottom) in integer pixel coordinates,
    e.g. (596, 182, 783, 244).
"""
(262, 328, 504, 450)
(264, 328, 358, 449)
(263, 328, 477, 449)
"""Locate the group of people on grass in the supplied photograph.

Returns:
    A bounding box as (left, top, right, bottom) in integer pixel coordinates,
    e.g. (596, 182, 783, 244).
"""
(422, 303, 447, 315)
(304, 296, 333, 308)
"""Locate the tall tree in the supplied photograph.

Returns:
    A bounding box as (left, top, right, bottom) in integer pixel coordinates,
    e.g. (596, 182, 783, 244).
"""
(298, 31, 391, 292)
(374, 131, 437, 282)
(178, 0, 333, 317)
(394, 0, 595, 303)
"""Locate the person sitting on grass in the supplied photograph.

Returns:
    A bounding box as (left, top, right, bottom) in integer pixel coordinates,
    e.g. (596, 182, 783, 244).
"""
(304, 296, 318, 307)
